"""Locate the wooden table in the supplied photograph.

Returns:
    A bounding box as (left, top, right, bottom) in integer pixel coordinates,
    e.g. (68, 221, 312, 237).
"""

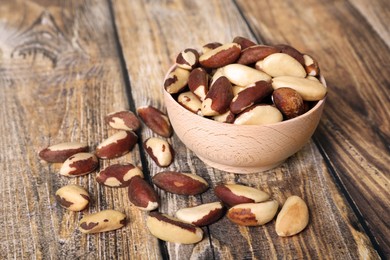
(0, 0, 388, 259)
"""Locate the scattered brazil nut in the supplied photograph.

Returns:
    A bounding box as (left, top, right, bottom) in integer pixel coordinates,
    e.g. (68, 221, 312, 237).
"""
(272, 87, 305, 119)
(152, 171, 209, 195)
(227, 200, 279, 226)
(146, 211, 203, 244)
(137, 106, 173, 138)
(79, 209, 126, 234)
(214, 184, 270, 207)
(105, 110, 140, 132)
(96, 130, 138, 159)
(275, 195, 309, 237)
(96, 163, 143, 188)
(272, 76, 327, 101)
(55, 184, 90, 211)
(59, 152, 99, 177)
(128, 176, 159, 211)
(175, 201, 225, 226)
(39, 142, 89, 163)
(234, 104, 283, 125)
(143, 137, 174, 167)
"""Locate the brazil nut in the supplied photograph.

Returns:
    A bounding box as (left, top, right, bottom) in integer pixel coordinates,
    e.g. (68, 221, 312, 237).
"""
(96, 163, 143, 188)
(79, 210, 126, 234)
(60, 152, 98, 177)
(96, 131, 138, 159)
(55, 184, 90, 211)
(39, 142, 88, 163)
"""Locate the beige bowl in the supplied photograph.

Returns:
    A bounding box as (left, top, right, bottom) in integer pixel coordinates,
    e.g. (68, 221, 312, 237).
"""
(163, 75, 326, 174)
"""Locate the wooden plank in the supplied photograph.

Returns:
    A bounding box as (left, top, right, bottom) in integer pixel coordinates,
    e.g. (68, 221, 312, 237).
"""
(0, 0, 161, 259)
(112, 0, 379, 259)
(349, 0, 390, 48)
(235, 0, 390, 257)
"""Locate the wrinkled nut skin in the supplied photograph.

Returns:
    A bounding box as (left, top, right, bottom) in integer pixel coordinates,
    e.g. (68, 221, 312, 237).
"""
(275, 195, 309, 236)
(146, 211, 203, 244)
(230, 80, 273, 114)
(199, 42, 241, 69)
(214, 184, 270, 207)
(128, 176, 159, 211)
(201, 76, 234, 116)
(96, 131, 138, 159)
(188, 67, 209, 101)
(177, 91, 202, 114)
(175, 202, 225, 226)
(273, 88, 305, 119)
(176, 48, 199, 70)
(105, 110, 140, 131)
(137, 106, 173, 138)
(275, 44, 305, 66)
(232, 36, 256, 50)
(55, 184, 90, 211)
(153, 171, 209, 195)
(272, 76, 327, 101)
(237, 45, 279, 65)
(60, 153, 99, 177)
(144, 137, 174, 167)
(39, 142, 89, 163)
(303, 54, 320, 76)
(96, 163, 143, 188)
(164, 66, 190, 94)
(79, 210, 126, 234)
(227, 200, 278, 226)
(234, 104, 283, 125)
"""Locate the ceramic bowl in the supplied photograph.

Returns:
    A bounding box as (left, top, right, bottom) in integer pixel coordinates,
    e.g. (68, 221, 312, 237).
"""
(163, 73, 326, 174)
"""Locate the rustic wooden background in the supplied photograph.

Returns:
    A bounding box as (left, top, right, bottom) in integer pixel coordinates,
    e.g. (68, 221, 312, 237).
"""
(0, 0, 388, 259)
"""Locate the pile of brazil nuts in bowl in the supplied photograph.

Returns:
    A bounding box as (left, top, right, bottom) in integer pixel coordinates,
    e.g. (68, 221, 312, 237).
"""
(164, 36, 327, 124)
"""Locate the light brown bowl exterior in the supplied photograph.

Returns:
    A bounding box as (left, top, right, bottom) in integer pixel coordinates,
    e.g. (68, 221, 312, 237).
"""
(163, 75, 326, 174)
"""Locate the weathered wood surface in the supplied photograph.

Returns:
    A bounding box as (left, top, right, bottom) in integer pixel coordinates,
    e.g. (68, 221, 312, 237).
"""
(0, 0, 388, 259)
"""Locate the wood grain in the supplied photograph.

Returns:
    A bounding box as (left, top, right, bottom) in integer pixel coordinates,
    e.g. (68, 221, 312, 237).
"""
(234, 0, 389, 257)
(112, 0, 379, 259)
(0, 0, 386, 259)
(0, 0, 161, 259)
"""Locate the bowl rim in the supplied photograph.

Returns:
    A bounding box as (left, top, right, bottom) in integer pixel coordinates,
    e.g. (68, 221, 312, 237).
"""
(163, 66, 327, 129)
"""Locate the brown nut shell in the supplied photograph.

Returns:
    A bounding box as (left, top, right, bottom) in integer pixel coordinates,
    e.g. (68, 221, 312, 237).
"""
(137, 106, 173, 138)
(59, 153, 98, 177)
(96, 163, 143, 188)
(175, 202, 225, 226)
(39, 142, 89, 163)
(272, 87, 305, 119)
(128, 176, 159, 211)
(153, 171, 209, 195)
(105, 110, 140, 131)
(199, 43, 241, 69)
(230, 80, 273, 114)
(214, 184, 270, 207)
(96, 131, 138, 159)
